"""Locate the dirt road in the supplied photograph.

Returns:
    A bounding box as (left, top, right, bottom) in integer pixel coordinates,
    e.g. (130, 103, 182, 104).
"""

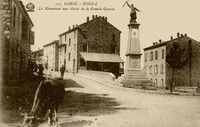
(58, 75, 200, 127)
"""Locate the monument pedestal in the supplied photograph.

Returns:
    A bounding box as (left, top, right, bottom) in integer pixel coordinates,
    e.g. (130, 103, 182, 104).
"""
(118, 22, 155, 90)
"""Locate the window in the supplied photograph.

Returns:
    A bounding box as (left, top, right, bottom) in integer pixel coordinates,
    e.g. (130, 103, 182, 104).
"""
(83, 44, 87, 52)
(22, 17, 28, 41)
(18, 13, 21, 33)
(154, 65, 158, 74)
(150, 52, 153, 61)
(74, 44, 76, 52)
(160, 64, 164, 74)
(64, 46, 66, 53)
(145, 53, 147, 61)
(13, 7, 16, 29)
(112, 34, 115, 41)
(162, 49, 165, 59)
(155, 79, 157, 86)
(111, 45, 116, 54)
(155, 51, 158, 59)
(149, 65, 152, 74)
(68, 53, 70, 61)
(64, 59, 66, 66)
(161, 79, 164, 87)
(65, 35, 67, 41)
(69, 38, 71, 46)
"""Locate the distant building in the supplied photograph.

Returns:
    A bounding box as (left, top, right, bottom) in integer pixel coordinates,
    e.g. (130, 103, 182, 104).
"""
(43, 40, 59, 71)
(1, 0, 34, 85)
(143, 33, 200, 89)
(58, 15, 123, 77)
(31, 49, 44, 66)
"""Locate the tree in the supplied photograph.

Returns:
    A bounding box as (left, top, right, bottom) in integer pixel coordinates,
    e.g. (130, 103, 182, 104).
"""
(166, 42, 188, 94)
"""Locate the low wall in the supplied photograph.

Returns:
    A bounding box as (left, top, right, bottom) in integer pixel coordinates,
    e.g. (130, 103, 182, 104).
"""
(175, 86, 198, 93)
(77, 70, 116, 85)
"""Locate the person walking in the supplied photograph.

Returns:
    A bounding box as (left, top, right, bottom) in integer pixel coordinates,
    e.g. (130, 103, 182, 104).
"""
(60, 65, 65, 79)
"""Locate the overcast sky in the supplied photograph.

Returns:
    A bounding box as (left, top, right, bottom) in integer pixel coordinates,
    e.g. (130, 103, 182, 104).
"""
(22, 0, 200, 65)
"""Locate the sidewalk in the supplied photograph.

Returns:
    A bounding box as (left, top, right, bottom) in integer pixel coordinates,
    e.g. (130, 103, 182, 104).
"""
(48, 71, 200, 96)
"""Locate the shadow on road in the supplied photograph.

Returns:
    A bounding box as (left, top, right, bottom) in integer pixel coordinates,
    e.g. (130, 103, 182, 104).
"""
(59, 91, 119, 116)
(59, 79, 137, 117)
(63, 79, 84, 88)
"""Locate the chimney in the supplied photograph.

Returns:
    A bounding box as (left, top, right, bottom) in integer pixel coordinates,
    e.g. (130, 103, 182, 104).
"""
(153, 42, 155, 46)
(86, 16, 89, 22)
(105, 17, 107, 21)
(95, 15, 98, 18)
(159, 39, 162, 43)
(68, 26, 71, 30)
(92, 15, 95, 19)
(73, 25, 75, 28)
(185, 34, 187, 37)
(177, 32, 180, 38)
(181, 34, 184, 37)
(171, 36, 173, 40)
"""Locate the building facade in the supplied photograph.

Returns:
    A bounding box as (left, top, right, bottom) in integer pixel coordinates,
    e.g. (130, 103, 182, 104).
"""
(31, 49, 44, 66)
(144, 33, 200, 89)
(58, 15, 123, 77)
(1, 0, 34, 85)
(43, 40, 59, 71)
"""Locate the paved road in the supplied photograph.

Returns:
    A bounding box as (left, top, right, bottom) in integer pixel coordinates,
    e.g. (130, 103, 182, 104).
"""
(59, 74, 200, 127)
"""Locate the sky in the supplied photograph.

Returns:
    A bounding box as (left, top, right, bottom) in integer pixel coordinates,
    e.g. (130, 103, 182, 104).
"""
(22, 0, 200, 66)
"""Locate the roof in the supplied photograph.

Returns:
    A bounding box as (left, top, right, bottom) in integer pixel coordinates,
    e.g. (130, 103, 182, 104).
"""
(79, 52, 124, 63)
(32, 49, 43, 53)
(59, 16, 121, 36)
(43, 40, 59, 47)
(18, 1, 34, 27)
(58, 44, 66, 48)
(143, 36, 199, 51)
(59, 27, 79, 36)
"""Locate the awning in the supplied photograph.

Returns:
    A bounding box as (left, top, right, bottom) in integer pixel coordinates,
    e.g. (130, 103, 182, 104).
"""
(79, 52, 124, 63)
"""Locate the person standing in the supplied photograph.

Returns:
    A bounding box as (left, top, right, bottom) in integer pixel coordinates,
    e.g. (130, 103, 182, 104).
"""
(38, 64, 44, 77)
(60, 65, 65, 79)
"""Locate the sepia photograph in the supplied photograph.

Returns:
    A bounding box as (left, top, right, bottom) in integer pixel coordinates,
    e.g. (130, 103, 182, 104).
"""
(0, 0, 200, 126)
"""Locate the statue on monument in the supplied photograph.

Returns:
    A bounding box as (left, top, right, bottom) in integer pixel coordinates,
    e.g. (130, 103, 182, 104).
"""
(123, 1, 141, 23)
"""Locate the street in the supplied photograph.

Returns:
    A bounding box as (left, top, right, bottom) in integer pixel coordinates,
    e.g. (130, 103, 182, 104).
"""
(57, 74, 200, 127)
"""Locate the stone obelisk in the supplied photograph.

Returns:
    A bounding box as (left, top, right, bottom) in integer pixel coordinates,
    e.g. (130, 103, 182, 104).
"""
(118, 3, 155, 89)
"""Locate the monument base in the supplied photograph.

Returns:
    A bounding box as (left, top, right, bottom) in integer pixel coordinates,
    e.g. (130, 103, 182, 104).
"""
(117, 69, 156, 90)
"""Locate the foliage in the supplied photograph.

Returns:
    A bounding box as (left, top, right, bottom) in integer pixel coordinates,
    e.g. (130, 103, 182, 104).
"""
(166, 42, 188, 93)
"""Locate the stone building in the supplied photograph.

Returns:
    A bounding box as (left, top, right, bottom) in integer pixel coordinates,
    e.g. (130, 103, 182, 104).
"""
(143, 33, 200, 89)
(31, 49, 44, 66)
(0, 0, 34, 85)
(58, 15, 123, 77)
(43, 40, 59, 71)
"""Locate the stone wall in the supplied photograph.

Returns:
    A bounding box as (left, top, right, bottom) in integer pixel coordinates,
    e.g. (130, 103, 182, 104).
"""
(0, 0, 12, 85)
(1, 0, 34, 85)
(166, 36, 200, 88)
(77, 16, 121, 70)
